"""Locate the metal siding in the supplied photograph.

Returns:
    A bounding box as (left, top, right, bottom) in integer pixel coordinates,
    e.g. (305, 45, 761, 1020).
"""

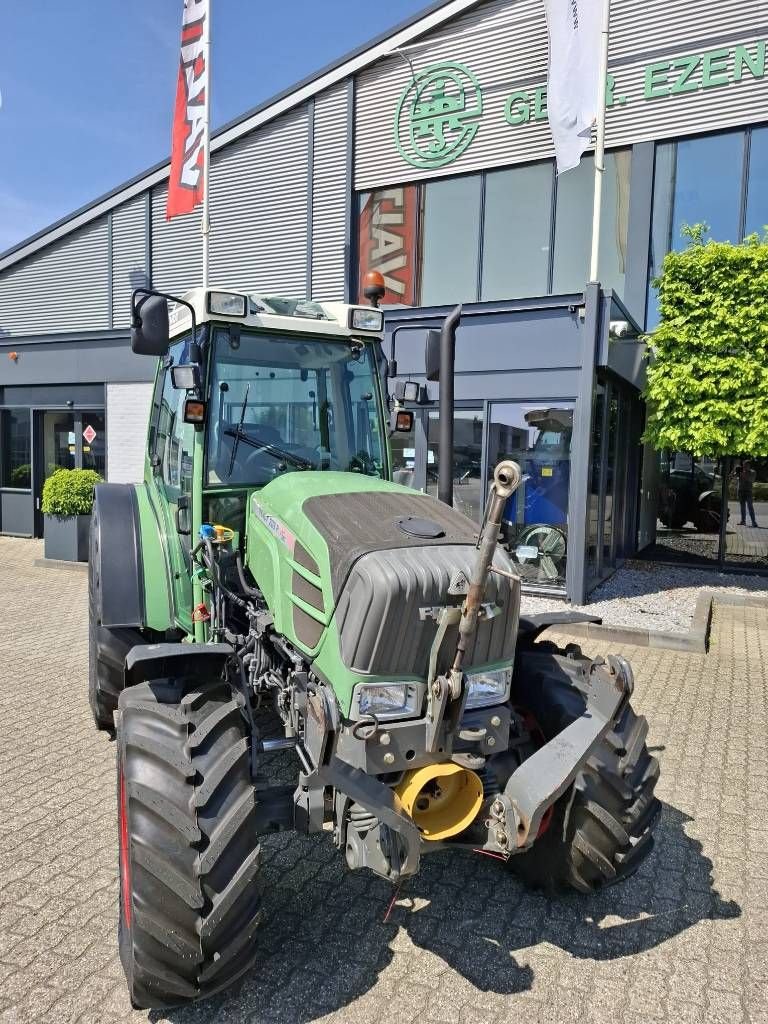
(112, 194, 149, 328)
(0, 219, 109, 337)
(311, 83, 350, 300)
(354, 0, 768, 189)
(209, 108, 308, 294)
(151, 184, 203, 294)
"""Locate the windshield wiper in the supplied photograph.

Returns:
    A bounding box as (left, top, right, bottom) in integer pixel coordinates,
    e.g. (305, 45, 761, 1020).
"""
(223, 426, 314, 470)
(227, 383, 250, 479)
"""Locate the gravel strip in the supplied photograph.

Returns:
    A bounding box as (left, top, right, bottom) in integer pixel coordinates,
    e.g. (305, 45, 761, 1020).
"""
(520, 559, 768, 633)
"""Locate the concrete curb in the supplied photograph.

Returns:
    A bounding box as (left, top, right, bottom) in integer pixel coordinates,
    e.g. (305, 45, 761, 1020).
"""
(33, 557, 89, 574)
(543, 589, 768, 653)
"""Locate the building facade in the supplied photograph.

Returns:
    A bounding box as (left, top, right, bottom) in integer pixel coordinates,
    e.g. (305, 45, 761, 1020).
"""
(1, 0, 767, 597)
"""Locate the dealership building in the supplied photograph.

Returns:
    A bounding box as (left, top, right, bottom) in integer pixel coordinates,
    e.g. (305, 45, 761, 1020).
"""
(1, 0, 767, 600)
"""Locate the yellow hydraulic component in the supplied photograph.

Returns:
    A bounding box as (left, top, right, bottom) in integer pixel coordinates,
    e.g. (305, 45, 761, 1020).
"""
(395, 763, 484, 841)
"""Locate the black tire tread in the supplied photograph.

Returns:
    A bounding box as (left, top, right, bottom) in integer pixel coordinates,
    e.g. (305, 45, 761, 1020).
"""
(118, 677, 261, 1009)
(509, 650, 661, 894)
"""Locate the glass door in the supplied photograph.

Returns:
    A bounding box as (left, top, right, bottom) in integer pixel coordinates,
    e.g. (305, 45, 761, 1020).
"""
(33, 409, 106, 536)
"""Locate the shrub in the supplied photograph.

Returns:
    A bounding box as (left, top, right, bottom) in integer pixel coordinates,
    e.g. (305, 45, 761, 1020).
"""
(41, 468, 102, 517)
(643, 226, 768, 457)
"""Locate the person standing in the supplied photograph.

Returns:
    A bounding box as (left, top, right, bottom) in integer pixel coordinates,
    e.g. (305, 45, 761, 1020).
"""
(735, 459, 758, 527)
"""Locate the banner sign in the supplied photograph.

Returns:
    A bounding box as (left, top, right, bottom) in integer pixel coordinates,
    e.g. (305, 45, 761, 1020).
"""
(167, 0, 209, 220)
(358, 186, 417, 305)
(542, 0, 602, 174)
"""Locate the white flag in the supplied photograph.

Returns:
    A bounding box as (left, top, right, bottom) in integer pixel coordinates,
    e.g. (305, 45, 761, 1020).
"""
(543, 0, 603, 174)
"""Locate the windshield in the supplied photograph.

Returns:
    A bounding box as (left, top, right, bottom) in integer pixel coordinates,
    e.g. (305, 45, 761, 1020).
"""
(206, 327, 386, 486)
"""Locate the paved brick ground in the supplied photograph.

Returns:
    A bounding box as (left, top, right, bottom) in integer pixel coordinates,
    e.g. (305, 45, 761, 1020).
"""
(1, 536, 766, 1024)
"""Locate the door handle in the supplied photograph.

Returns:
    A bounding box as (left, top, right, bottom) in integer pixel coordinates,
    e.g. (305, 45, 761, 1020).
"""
(176, 496, 191, 536)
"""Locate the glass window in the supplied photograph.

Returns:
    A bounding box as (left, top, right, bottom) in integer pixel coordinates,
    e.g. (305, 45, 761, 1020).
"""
(745, 127, 768, 238)
(390, 416, 417, 489)
(487, 402, 574, 588)
(672, 132, 743, 245)
(420, 175, 481, 306)
(42, 411, 76, 477)
(587, 385, 605, 583)
(647, 132, 744, 330)
(426, 409, 484, 523)
(207, 328, 385, 486)
(81, 412, 106, 477)
(0, 409, 32, 489)
(481, 162, 553, 300)
(552, 149, 631, 295)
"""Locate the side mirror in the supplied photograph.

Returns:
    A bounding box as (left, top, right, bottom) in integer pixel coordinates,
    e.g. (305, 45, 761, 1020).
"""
(131, 294, 170, 356)
(390, 409, 414, 434)
(425, 329, 441, 382)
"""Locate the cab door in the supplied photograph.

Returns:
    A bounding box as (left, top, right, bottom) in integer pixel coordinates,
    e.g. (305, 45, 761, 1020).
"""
(146, 338, 195, 633)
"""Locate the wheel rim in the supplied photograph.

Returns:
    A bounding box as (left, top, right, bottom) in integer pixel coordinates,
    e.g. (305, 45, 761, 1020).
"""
(118, 765, 132, 928)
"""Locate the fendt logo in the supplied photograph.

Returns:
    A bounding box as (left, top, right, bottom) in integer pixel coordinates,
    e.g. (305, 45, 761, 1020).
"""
(394, 62, 483, 170)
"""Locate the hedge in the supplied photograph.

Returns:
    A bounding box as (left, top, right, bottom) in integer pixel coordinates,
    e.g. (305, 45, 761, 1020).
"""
(41, 468, 102, 517)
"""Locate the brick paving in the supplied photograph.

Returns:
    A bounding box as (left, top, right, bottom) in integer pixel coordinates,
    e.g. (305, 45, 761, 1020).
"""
(0, 535, 766, 1024)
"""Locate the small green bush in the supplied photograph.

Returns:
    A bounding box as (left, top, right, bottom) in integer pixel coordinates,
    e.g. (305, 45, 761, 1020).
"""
(41, 468, 102, 517)
(9, 464, 31, 488)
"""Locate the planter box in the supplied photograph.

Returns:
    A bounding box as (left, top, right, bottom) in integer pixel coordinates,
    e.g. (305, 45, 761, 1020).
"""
(44, 514, 91, 562)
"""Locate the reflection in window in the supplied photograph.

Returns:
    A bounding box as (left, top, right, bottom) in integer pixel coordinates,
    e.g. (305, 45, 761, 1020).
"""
(745, 127, 768, 238)
(487, 403, 574, 587)
(587, 386, 605, 583)
(647, 131, 745, 329)
(0, 409, 32, 489)
(426, 409, 484, 523)
(552, 150, 631, 295)
(420, 175, 481, 306)
(481, 163, 553, 300)
(389, 417, 417, 489)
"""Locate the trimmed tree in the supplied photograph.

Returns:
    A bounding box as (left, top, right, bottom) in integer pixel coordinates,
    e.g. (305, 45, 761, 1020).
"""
(643, 225, 768, 457)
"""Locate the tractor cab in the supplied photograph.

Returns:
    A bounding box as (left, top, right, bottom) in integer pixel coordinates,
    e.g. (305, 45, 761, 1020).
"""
(131, 286, 398, 633)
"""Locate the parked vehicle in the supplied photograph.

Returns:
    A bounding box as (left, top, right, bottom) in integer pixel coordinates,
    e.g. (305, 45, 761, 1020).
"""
(89, 282, 660, 1008)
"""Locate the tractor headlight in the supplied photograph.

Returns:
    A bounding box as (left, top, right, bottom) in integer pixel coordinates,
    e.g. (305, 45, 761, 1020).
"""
(350, 307, 384, 332)
(465, 667, 512, 709)
(355, 682, 420, 720)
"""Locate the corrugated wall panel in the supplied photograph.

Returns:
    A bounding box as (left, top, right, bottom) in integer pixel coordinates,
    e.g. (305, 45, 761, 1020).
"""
(112, 194, 148, 328)
(151, 185, 203, 295)
(0, 219, 109, 336)
(311, 83, 350, 301)
(209, 108, 308, 294)
(354, 0, 768, 189)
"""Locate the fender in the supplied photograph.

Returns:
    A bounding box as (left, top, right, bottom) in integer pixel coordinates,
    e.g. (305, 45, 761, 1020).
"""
(517, 611, 602, 642)
(92, 484, 145, 629)
(124, 642, 233, 685)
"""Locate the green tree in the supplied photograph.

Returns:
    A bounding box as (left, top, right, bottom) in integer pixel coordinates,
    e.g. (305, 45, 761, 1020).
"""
(643, 225, 768, 457)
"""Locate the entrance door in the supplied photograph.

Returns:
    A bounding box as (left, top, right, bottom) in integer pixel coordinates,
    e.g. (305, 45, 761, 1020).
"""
(33, 409, 106, 536)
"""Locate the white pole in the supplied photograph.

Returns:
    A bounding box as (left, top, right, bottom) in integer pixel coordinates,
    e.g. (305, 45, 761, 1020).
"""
(201, 0, 212, 290)
(589, 0, 611, 283)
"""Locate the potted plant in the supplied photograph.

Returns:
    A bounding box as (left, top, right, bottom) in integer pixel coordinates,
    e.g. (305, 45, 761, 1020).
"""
(41, 468, 102, 562)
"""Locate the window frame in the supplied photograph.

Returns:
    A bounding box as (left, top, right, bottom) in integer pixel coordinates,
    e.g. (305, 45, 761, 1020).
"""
(0, 407, 33, 493)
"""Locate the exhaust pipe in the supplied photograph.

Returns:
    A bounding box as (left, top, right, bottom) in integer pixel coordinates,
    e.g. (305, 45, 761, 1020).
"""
(452, 460, 522, 676)
(437, 304, 462, 508)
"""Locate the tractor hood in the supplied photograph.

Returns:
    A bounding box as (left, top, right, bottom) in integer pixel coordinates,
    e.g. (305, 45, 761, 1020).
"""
(244, 472, 520, 711)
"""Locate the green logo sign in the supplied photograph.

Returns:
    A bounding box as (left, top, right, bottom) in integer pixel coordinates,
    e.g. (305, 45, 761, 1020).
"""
(394, 62, 483, 170)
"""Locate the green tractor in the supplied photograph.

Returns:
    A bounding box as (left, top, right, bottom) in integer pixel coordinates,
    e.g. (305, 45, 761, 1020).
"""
(89, 283, 660, 1009)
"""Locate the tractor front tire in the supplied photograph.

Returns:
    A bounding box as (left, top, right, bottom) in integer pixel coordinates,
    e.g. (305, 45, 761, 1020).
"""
(117, 678, 262, 1009)
(510, 646, 661, 894)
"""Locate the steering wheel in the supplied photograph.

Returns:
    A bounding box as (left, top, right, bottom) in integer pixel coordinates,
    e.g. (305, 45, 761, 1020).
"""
(349, 450, 378, 475)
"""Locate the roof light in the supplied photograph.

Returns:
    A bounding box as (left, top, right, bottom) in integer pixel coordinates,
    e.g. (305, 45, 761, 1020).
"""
(208, 291, 247, 317)
(350, 307, 384, 332)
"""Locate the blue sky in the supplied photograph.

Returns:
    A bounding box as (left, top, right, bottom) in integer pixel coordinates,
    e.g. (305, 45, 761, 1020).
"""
(0, 0, 430, 253)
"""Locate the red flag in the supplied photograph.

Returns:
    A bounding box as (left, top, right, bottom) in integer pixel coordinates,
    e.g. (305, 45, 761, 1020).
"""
(167, 0, 209, 219)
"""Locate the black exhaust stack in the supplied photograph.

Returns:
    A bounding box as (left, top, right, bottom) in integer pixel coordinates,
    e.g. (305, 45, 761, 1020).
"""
(425, 304, 462, 508)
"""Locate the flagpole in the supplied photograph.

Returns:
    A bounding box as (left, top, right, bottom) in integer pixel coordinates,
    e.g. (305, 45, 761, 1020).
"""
(201, 0, 212, 290)
(589, 0, 611, 282)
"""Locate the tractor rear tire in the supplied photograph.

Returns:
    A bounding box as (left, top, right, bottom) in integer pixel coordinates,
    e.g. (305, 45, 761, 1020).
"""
(117, 677, 262, 1009)
(509, 645, 661, 894)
